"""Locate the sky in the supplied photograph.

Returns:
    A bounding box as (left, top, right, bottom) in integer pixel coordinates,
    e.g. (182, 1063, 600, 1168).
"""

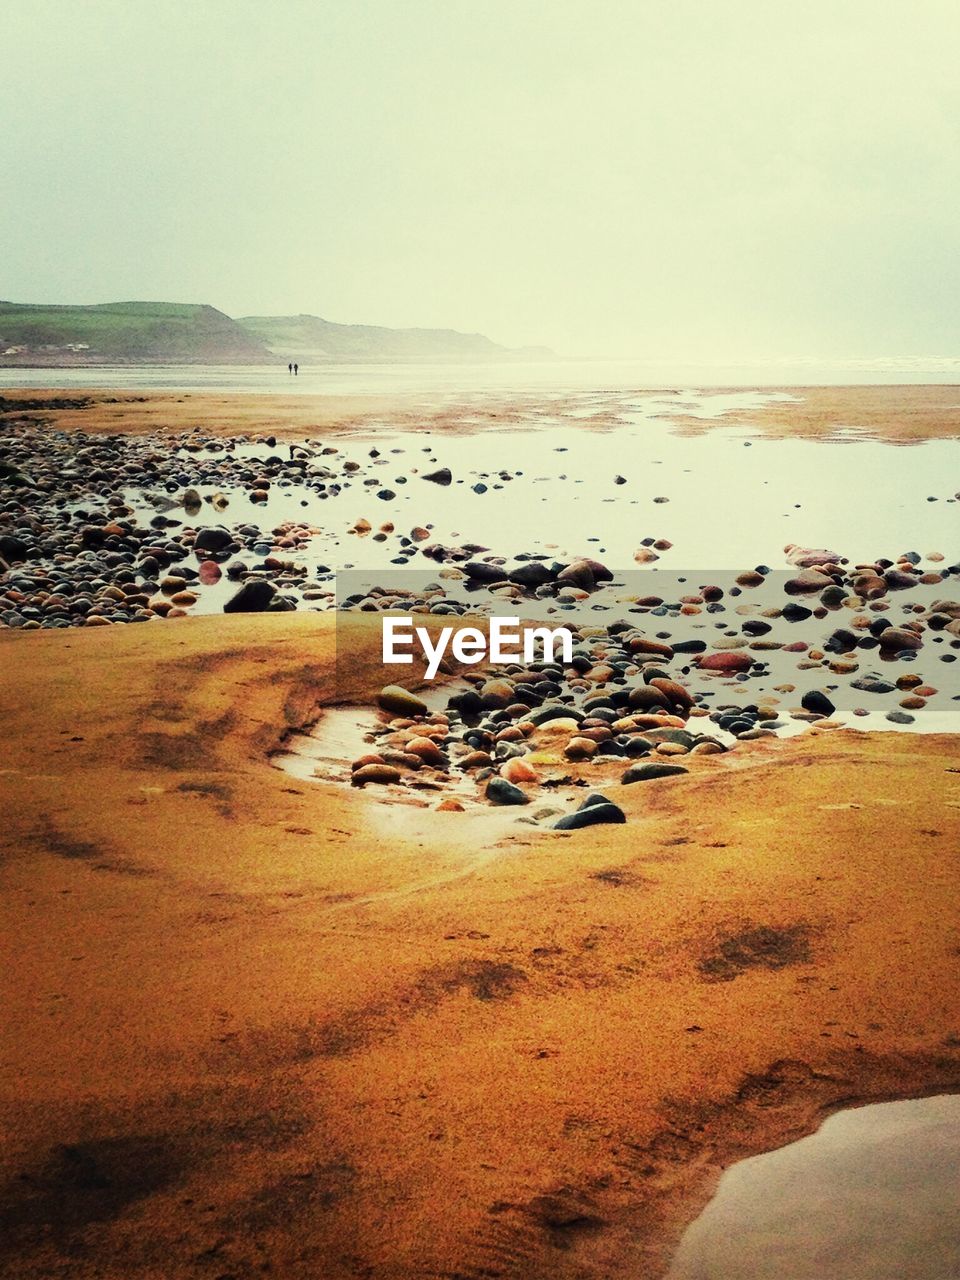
(3, 0, 960, 358)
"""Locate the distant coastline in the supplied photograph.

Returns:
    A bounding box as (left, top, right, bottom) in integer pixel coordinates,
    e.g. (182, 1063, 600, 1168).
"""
(0, 299, 551, 366)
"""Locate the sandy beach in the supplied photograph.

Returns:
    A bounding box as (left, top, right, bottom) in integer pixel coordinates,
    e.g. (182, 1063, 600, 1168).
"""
(5, 381, 960, 444)
(1, 380, 959, 1277)
(1, 610, 959, 1278)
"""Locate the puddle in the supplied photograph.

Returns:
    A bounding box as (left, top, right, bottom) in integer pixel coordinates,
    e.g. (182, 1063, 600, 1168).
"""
(667, 1094, 960, 1280)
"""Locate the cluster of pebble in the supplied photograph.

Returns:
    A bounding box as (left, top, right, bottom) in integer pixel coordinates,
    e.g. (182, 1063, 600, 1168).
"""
(348, 675, 711, 830)
(340, 567, 960, 822)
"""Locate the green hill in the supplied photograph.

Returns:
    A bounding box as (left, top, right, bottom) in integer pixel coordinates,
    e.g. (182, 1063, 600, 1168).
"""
(0, 301, 269, 363)
(237, 313, 512, 361)
(0, 301, 547, 364)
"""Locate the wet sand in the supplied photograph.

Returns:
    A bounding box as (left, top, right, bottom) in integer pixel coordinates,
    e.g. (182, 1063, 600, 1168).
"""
(2, 612, 959, 1278)
(6, 381, 960, 443)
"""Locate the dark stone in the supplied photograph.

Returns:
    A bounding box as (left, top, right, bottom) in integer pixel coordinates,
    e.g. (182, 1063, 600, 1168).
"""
(554, 795, 627, 829)
(621, 762, 689, 784)
(801, 690, 836, 716)
(223, 580, 277, 613)
(464, 560, 509, 583)
(527, 704, 584, 726)
(486, 777, 529, 806)
(0, 535, 28, 563)
(194, 527, 234, 554)
(509, 562, 554, 587)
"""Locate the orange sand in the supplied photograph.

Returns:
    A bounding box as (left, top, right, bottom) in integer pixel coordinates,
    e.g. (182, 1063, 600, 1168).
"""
(6, 382, 960, 444)
(2, 613, 959, 1278)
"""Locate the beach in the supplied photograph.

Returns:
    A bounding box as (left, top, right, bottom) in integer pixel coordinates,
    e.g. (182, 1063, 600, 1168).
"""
(2, 381, 959, 1277)
(1, 610, 959, 1278)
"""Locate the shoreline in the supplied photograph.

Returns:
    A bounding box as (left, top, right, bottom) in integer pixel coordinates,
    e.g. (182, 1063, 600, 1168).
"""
(4, 381, 960, 443)
(1, 613, 959, 1277)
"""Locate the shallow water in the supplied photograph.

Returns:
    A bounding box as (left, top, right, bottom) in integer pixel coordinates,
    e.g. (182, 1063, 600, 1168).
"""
(667, 1094, 960, 1280)
(133, 411, 958, 577)
(5, 356, 960, 393)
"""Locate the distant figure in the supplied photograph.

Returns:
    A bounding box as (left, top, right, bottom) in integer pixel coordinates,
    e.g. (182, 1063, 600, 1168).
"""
(294, 362, 299, 376)
(288, 362, 293, 374)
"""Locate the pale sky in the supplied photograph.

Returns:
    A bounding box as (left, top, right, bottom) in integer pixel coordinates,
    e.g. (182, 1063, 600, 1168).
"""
(4, 0, 960, 357)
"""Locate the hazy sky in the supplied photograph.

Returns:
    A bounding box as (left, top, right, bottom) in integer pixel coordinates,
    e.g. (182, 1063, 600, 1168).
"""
(4, 1, 960, 357)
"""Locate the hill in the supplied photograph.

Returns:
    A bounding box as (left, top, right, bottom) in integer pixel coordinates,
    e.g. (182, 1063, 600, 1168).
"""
(237, 313, 523, 361)
(0, 301, 269, 364)
(0, 301, 549, 365)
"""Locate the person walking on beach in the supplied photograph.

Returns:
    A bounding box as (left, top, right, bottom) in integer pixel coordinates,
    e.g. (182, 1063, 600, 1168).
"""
(288, 362, 293, 374)
(294, 362, 299, 376)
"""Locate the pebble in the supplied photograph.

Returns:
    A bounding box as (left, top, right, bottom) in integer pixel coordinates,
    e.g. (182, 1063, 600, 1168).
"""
(378, 685, 429, 718)
(486, 777, 529, 806)
(351, 763, 403, 786)
(802, 689, 837, 716)
(621, 762, 689, 784)
(223, 580, 277, 612)
(554, 794, 626, 829)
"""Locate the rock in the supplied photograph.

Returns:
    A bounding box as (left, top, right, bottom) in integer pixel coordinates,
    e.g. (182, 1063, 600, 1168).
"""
(785, 544, 842, 568)
(621, 762, 689, 784)
(886, 710, 915, 725)
(802, 689, 836, 716)
(194, 527, 234, 554)
(878, 627, 923, 652)
(649, 677, 694, 710)
(198, 560, 222, 584)
(851, 573, 887, 599)
(405, 736, 446, 766)
(423, 467, 452, 486)
(479, 678, 516, 707)
(628, 685, 669, 711)
(223, 580, 276, 612)
(564, 736, 599, 760)
(501, 758, 539, 783)
(557, 560, 596, 591)
(0, 535, 28, 564)
(819, 585, 848, 607)
(464, 560, 509, 583)
(509, 561, 554, 587)
(851, 676, 896, 694)
(486, 777, 530, 806)
(351, 764, 402, 786)
(557, 558, 611, 591)
(554, 795, 627, 830)
(378, 685, 429, 717)
(447, 689, 484, 717)
(699, 651, 752, 673)
(785, 569, 837, 594)
(528, 704, 584, 726)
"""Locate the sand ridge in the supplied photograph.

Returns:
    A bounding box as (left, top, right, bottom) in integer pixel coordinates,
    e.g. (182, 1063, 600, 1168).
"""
(2, 612, 959, 1277)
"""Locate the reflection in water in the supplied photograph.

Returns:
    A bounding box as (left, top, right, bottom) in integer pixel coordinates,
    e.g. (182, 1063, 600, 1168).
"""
(667, 1094, 960, 1280)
